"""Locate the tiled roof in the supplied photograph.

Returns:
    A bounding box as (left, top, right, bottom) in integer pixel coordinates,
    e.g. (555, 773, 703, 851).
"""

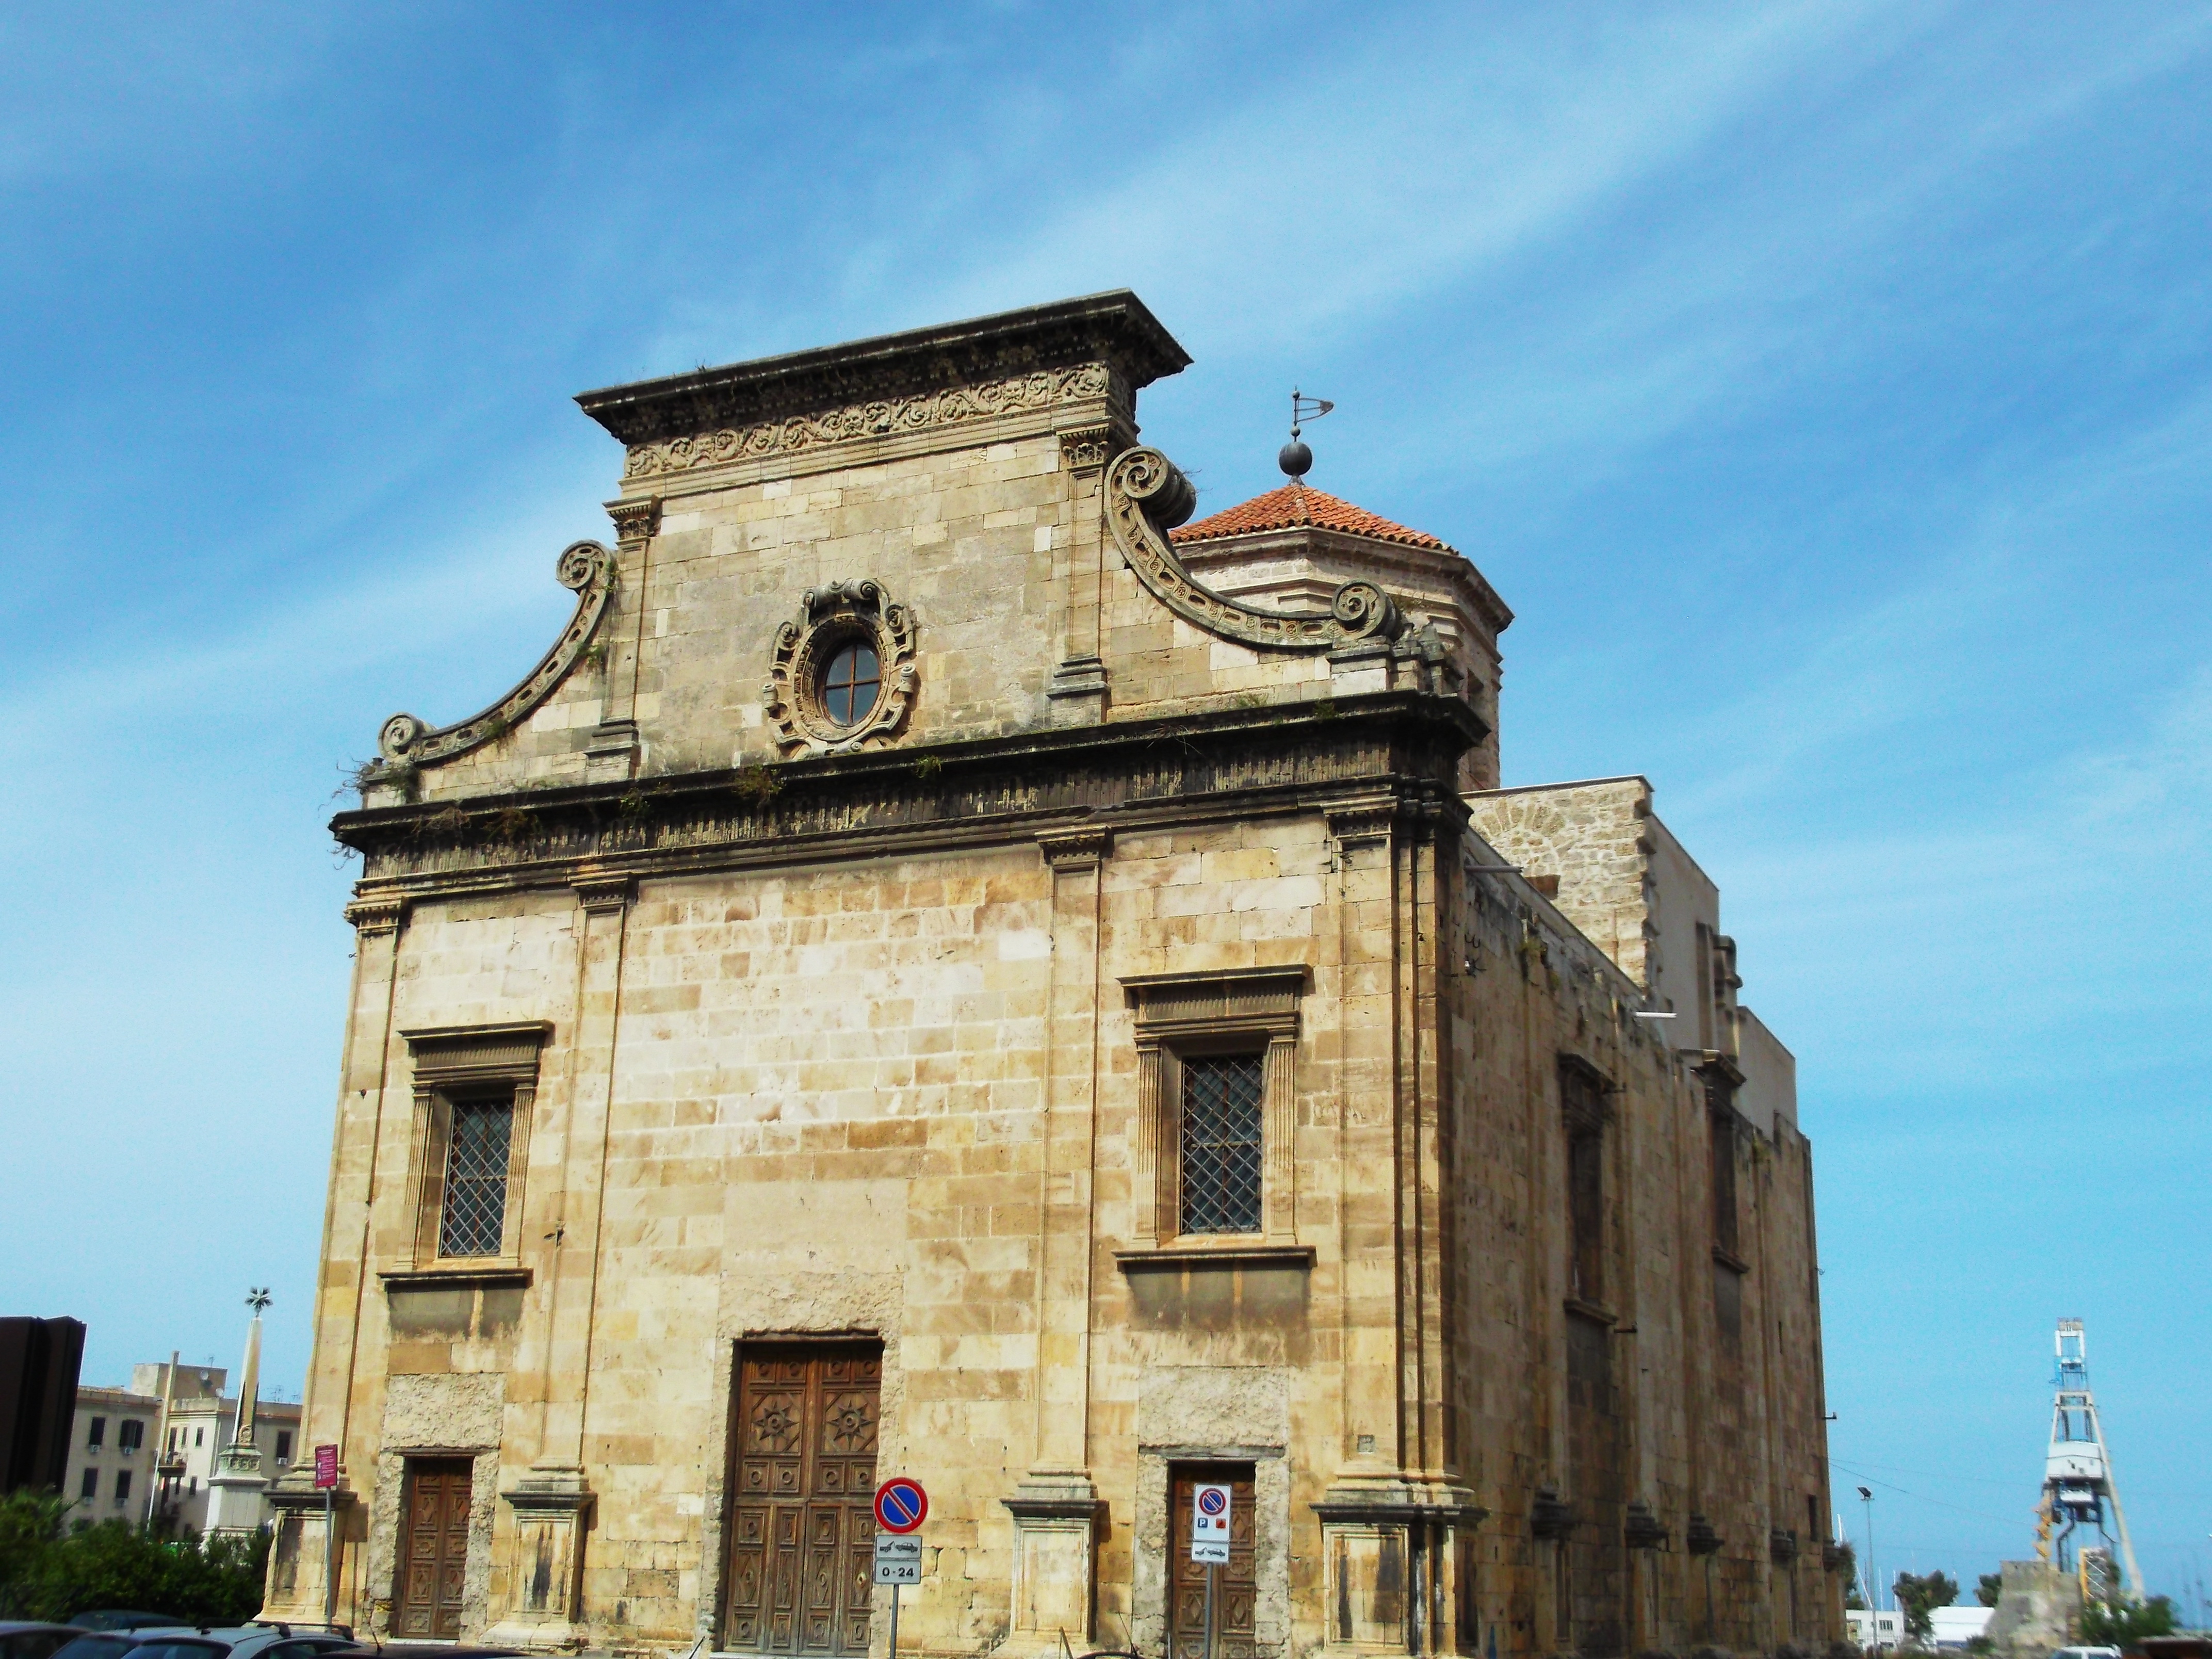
(1169, 482, 1451, 551)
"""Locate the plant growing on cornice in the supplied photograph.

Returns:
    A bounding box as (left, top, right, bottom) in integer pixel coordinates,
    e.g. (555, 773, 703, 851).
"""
(1311, 697, 1337, 721)
(343, 758, 419, 803)
(730, 766, 783, 806)
(616, 790, 653, 821)
(409, 806, 468, 841)
(909, 754, 943, 783)
(491, 805, 536, 843)
(579, 639, 608, 672)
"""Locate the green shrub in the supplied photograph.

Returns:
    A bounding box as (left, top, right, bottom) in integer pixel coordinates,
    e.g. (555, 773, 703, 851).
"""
(0, 1490, 269, 1624)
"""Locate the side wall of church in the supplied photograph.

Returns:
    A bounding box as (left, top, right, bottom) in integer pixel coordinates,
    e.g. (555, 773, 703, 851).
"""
(1443, 836, 1840, 1658)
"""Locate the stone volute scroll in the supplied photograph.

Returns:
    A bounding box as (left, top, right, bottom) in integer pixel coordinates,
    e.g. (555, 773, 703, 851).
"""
(1103, 446, 1404, 652)
(375, 540, 617, 770)
(762, 577, 919, 756)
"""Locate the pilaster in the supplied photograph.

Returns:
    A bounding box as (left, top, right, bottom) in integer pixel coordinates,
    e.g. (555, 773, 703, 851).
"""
(1047, 421, 1121, 725)
(584, 497, 658, 783)
(1010, 825, 1110, 1647)
(260, 1475, 360, 1625)
(483, 1466, 595, 1648)
(533, 877, 632, 1475)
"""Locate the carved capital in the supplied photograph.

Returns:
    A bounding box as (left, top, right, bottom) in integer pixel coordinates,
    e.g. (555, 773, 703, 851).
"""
(573, 875, 633, 915)
(1326, 796, 1398, 849)
(345, 897, 406, 936)
(1057, 424, 1115, 474)
(1037, 826, 1112, 870)
(606, 496, 660, 546)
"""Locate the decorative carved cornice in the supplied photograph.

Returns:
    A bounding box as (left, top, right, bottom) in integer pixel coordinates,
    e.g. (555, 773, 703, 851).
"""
(1057, 424, 1116, 474)
(1037, 825, 1112, 869)
(345, 897, 406, 936)
(401, 1021, 552, 1087)
(1624, 1500, 1670, 1551)
(574, 874, 633, 914)
(377, 541, 615, 769)
(621, 365, 1117, 481)
(606, 496, 660, 545)
(576, 290, 1189, 448)
(1326, 796, 1398, 848)
(1105, 447, 1403, 653)
(1531, 1487, 1579, 1539)
(763, 578, 919, 756)
(331, 691, 1486, 899)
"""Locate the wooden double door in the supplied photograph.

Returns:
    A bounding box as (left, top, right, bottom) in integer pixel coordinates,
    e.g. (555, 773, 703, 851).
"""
(1169, 1463, 1257, 1659)
(724, 1345, 883, 1655)
(396, 1457, 473, 1639)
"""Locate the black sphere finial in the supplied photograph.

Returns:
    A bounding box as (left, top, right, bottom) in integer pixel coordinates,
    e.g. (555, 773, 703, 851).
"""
(1283, 386, 1333, 480)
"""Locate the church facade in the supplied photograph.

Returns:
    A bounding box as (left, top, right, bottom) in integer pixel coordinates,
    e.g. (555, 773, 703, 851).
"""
(263, 291, 1843, 1658)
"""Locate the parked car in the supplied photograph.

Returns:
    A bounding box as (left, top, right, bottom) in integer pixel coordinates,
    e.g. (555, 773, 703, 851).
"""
(50, 1635, 232, 1659)
(89, 1630, 358, 1659)
(0, 1624, 88, 1659)
(57, 1623, 171, 1637)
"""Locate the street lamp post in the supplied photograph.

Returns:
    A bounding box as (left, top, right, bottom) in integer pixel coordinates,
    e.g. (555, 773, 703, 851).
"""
(1859, 1487, 1878, 1649)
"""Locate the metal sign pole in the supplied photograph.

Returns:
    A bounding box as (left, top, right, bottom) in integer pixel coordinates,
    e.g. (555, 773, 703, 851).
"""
(323, 1484, 336, 1624)
(888, 1583, 900, 1659)
(1204, 1560, 1216, 1659)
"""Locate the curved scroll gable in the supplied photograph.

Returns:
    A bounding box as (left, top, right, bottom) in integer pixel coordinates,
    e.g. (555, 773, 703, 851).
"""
(376, 540, 616, 768)
(1104, 447, 1402, 652)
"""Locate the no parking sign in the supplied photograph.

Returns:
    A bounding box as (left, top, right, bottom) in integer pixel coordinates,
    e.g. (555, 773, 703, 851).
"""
(1191, 1483, 1231, 1565)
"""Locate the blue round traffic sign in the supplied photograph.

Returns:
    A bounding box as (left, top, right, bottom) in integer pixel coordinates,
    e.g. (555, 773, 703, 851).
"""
(1198, 1487, 1227, 1517)
(875, 1477, 929, 1534)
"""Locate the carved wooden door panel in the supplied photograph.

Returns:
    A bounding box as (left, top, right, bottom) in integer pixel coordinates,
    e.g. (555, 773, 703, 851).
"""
(396, 1457, 473, 1639)
(1169, 1464, 1257, 1659)
(725, 1346, 882, 1655)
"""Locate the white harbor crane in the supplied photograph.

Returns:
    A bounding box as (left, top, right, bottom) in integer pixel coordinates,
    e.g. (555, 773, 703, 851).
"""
(2036, 1319, 2144, 1598)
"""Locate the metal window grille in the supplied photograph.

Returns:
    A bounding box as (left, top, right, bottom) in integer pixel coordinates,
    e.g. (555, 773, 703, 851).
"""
(1179, 1053, 1263, 1234)
(438, 1099, 512, 1258)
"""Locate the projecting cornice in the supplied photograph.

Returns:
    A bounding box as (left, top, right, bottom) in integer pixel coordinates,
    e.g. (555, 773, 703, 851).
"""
(574, 290, 1191, 451)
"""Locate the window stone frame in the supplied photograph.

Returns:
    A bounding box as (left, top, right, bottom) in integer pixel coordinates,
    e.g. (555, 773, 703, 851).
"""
(1118, 967, 1307, 1250)
(392, 1022, 550, 1281)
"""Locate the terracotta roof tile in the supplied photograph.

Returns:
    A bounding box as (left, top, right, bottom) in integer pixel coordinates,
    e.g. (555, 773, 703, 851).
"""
(1169, 482, 1451, 552)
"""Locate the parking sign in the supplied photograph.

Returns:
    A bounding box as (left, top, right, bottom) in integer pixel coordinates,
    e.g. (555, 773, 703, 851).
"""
(1191, 1483, 1231, 1565)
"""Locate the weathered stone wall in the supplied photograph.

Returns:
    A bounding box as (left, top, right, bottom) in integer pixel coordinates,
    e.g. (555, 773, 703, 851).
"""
(291, 297, 1836, 1659)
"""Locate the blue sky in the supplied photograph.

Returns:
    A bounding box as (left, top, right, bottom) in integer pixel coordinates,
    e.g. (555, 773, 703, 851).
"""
(2, 0, 2206, 1608)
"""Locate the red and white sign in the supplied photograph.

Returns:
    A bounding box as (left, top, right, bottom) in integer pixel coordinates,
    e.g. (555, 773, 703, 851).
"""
(313, 1444, 339, 1489)
(1191, 1483, 1231, 1565)
(874, 1476, 928, 1535)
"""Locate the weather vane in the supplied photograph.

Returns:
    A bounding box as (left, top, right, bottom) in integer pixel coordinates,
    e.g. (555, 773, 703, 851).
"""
(1280, 387, 1335, 479)
(246, 1287, 271, 1314)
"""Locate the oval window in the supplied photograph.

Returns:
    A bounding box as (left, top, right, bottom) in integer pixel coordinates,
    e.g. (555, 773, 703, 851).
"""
(822, 640, 881, 726)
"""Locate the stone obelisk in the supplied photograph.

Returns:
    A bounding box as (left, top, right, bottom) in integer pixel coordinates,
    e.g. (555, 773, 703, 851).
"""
(204, 1289, 272, 1538)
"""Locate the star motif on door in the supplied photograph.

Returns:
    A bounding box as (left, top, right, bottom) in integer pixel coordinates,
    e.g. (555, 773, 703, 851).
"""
(821, 1392, 878, 1453)
(750, 1393, 802, 1453)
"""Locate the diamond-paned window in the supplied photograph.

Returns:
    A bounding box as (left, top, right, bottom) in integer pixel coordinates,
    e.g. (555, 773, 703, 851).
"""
(438, 1099, 512, 1258)
(1179, 1054, 1264, 1234)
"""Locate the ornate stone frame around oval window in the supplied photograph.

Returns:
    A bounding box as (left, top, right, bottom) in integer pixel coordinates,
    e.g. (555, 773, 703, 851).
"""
(762, 578, 919, 756)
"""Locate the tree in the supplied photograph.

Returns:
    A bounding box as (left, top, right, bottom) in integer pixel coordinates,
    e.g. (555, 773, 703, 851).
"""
(1977, 1573, 2003, 1609)
(1833, 1542, 1864, 1609)
(0, 1492, 270, 1626)
(2078, 1596, 2177, 1647)
(1894, 1570, 1960, 1639)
